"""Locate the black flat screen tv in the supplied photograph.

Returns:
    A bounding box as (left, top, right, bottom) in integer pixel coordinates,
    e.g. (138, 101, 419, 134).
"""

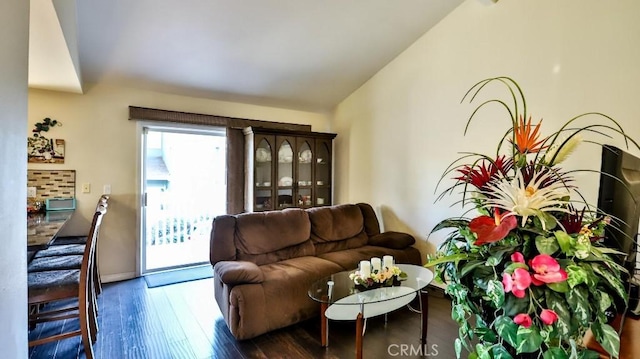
(597, 144, 640, 274)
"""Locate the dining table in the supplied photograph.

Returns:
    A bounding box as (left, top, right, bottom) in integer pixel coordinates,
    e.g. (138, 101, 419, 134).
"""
(27, 210, 74, 251)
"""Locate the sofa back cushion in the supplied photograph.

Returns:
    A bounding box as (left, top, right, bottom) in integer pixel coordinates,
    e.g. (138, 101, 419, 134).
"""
(234, 208, 314, 265)
(307, 204, 369, 254)
(210, 214, 239, 265)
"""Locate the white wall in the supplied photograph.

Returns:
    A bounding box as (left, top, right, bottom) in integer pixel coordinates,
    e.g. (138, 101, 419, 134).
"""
(333, 0, 640, 257)
(0, 0, 29, 356)
(28, 83, 330, 280)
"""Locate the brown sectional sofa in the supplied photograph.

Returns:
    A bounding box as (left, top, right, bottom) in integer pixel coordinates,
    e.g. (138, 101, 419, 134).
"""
(209, 203, 422, 340)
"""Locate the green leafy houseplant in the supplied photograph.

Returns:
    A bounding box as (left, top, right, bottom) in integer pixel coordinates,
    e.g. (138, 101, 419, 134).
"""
(425, 77, 639, 359)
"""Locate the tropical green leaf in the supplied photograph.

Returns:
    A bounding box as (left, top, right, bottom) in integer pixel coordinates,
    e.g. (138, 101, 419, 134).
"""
(425, 253, 472, 267)
(543, 347, 569, 359)
(451, 303, 467, 324)
(591, 322, 620, 358)
(578, 349, 602, 359)
(547, 281, 570, 293)
(566, 265, 588, 288)
(582, 252, 628, 275)
(516, 326, 543, 353)
(546, 290, 573, 336)
(594, 246, 627, 256)
(474, 327, 498, 343)
(536, 235, 560, 255)
(460, 260, 485, 278)
(494, 315, 518, 348)
(598, 292, 612, 313)
(461, 320, 473, 339)
(472, 265, 495, 291)
(492, 345, 514, 359)
(503, 292, 530, 316)
(475, 343, 492, 359)
(538, 211, 558, 231)
(486, 255, 501, 267)
(570, 338, 579, 359)
(487, 279, 505, 307)
(554, 230, 575, 255)
(503, 262, 528, 273)
(431, 218, 470, 233)
(446, 283, 469, 302)
(454, 338, 462, 359)
(577, 263, 599, 289)
(591, 263, 628, 301)
(566, 286, 590, 326)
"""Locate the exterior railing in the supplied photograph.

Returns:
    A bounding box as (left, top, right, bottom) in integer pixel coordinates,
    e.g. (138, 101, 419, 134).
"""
(146, 212, 215, 246)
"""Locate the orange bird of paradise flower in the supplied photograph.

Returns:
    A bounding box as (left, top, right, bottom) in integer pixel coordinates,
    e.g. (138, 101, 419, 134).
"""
(513, 115, 546, 154)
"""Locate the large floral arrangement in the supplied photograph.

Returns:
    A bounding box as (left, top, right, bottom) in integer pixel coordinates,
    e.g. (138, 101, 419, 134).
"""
(426, 77, 639, 359)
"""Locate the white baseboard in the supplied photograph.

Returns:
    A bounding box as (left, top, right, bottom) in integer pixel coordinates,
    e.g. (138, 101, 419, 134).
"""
(101, 272, 137, 283)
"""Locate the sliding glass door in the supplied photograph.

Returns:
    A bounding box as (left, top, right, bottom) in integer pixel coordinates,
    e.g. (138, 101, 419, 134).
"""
(140, 125, 226, 273)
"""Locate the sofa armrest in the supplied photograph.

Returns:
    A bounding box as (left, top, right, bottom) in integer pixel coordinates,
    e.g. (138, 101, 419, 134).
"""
(368, 231, 415, 249)
(214, 261, 264, 285)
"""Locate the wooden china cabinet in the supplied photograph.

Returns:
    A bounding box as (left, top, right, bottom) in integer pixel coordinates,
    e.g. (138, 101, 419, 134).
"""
(243, 127, 337, 212)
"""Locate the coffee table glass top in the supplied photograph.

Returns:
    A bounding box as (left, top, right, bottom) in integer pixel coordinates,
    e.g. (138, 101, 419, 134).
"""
(308, 264, 433, 306)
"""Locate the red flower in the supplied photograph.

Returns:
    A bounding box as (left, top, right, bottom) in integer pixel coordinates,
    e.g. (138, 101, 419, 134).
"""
(455, 156, 513, 191)
(502, 268, 532, 298)
(559, 205, 585, 235)
(514, 313, 532, 328)
(470, 209, 517, 246)
(511, 251, 525, 263)
(540, 309, 559, 325)
(529, 254, 568, 286)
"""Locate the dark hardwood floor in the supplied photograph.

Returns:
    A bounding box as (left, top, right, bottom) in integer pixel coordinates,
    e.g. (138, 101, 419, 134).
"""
(28, 277, 458, 359)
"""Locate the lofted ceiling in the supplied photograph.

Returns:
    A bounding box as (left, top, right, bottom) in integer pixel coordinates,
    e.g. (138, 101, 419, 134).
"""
(29, 0, 466, 112)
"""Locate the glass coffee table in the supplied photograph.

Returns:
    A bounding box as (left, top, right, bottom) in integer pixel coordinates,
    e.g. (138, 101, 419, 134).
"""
(308, 264, 433, 359)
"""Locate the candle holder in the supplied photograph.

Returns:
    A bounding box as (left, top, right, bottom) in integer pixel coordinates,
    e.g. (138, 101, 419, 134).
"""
(349, 264, 407, 291)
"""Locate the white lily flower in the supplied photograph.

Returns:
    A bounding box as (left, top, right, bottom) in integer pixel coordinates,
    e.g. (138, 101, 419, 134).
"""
(483, 170, 571, 229)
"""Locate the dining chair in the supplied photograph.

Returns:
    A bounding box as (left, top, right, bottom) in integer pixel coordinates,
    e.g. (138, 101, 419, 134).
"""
(49, 195, 110, 246)
(28, 206, 105, 359)
(30, 195, 110, 295)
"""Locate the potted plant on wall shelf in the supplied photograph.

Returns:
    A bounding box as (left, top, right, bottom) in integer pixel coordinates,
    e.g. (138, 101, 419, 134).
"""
(425, 77, 638, 359)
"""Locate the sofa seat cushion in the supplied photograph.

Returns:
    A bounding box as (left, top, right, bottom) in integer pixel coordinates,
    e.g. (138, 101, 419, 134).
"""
(258, 256, 344, 329)
(318, 245, 422, 271)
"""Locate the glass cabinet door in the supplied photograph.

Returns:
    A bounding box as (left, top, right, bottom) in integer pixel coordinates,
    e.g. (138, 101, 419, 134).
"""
(254, 138, 273, 210)
(276, 138, 294, 209)
(315, 139, 331, 206)
(297, 140, 313, 207)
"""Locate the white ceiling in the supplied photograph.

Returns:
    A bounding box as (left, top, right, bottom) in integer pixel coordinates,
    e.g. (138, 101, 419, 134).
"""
(29, 0, 465, 112)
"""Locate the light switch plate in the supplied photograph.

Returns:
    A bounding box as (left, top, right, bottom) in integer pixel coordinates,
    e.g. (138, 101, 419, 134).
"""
(27, 186, 37, 198)
(82, 183, 91, 193)
(103, 184, 111, 195)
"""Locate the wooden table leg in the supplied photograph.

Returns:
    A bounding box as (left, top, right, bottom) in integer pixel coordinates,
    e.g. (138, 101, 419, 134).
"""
(355, 312, 364, 359)
(321, 300, 328, 347)
(420, 288, 429, 344)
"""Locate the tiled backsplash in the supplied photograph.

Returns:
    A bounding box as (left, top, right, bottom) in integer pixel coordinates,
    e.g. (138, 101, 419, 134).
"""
(27, 170, 76, 199)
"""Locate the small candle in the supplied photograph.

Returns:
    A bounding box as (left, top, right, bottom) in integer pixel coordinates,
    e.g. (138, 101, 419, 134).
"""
(327, 280, 334, 298)
(371, 257, 382, 273)
(359, 260, 371, 277)
(383, 255, 394, 270)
